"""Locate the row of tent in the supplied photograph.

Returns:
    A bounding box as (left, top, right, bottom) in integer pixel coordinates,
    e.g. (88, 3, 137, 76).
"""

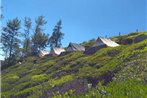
(39, 42, 86, 57)
(39, 37, 120, 57)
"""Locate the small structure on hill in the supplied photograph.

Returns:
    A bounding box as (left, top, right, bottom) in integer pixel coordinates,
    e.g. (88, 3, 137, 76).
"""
(87, 83, 92, 89)
(50, 47, 65, 56)
(18, 61, 22, 64)
(133, 34, 147, 43)
(66, 43, 85, 52)
(39, 50, 49, 57)
(85, 37, 119, 54)
(92, 37, 119, 47)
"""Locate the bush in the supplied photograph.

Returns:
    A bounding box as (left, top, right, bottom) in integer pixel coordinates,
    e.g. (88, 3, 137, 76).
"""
(32, 74, 48, 82)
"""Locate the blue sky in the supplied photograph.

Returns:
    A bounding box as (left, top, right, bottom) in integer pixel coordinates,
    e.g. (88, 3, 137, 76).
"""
(0, 0, 147, 59)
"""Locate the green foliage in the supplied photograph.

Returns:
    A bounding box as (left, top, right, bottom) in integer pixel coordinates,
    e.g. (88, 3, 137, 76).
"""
(1, 18, 21, 65)
(112, 32, 147, 43)
(47, 75, 73, 87)
(49, 20, 64, 48)
(52, 89, 76, 98)
(31, 74, 48, 82)
(23, 17, 32, 56)
(32, 16, 49, 53)
(27, 75, 73, 98)
(1, 32, 147, 98)
(3, 74, 19, 83)
(78, 66, 98, 77)
(52, 79, 147, 98)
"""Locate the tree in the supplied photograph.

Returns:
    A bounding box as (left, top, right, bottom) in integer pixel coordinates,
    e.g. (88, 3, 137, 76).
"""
(118, 32, 123, 44)
(49, 20, 64, 49)
(119, 32, 121, 36)
(0, 6, 4, 20)
(23, 17, 32, 56)
(1, 18, 21, 64)
(32, 16, 49, 54)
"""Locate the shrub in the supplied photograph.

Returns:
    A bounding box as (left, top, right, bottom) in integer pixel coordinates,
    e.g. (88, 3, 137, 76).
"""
(4, 74, 19, 83)
(32, 74, 48, 82)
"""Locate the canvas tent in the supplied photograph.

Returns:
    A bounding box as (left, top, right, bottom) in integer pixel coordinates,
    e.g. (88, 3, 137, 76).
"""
(92, 37, 119, 47)
(85, 37, 119, 55)
(39, 50, 49, 57)
(50, 47, 65, 56)
(66, 43, 85, 52)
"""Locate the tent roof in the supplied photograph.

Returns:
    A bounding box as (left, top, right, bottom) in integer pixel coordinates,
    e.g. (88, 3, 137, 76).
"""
(52, 47, 65, 55)
(39, 50, 49, 57)
(68, 42, 85, 51)
(93, 37, 119, 47)
(40, 50, 49, 54)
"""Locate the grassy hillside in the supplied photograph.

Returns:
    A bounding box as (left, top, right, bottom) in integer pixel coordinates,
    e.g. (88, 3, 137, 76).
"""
(1, 32, 147, 98)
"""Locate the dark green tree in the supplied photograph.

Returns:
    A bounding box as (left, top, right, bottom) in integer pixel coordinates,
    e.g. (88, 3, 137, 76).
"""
(0, 6, 4, 20)
(118, 32, 123, 44)
(1, 18, 21, 64)
(32, 16, 49, 54)
(23, 17, 32, 56)
(49, 20, 64, 49)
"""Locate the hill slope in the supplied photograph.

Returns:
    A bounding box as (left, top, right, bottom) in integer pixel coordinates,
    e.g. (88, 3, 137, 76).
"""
(1, 32, 147, 98)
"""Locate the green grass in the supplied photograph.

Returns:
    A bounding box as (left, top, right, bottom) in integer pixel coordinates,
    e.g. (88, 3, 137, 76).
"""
(53, 79, 147, 98)
(112, 32, 147, 42)
(1, 32, 147, 98)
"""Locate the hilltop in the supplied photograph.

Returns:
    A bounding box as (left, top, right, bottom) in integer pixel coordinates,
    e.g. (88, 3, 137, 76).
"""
(1, 32, 147, 98)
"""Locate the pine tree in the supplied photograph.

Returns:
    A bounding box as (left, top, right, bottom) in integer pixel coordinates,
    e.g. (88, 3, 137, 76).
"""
(49, 20, 64, 49)
(32, 16, 49, 54)
(118, 32, 124, 44)
(1, 18, 21, 64)
(0, 6, 4, 20)
(23, 17, 32, 56)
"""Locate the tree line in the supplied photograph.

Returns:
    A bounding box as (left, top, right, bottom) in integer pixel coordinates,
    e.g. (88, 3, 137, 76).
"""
(1, 16, 64, 66)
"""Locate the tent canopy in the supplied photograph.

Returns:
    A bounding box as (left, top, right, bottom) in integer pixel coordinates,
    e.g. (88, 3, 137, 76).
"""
(67, 43, 85, 52)
(93, 37, 119, 47)
(39, 50, 49, 57)
(50, 47, 65, 55)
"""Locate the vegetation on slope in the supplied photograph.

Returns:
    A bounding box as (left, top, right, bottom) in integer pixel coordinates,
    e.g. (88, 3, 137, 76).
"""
(1, 32, 147, 98)
(53, 79, 147, 98)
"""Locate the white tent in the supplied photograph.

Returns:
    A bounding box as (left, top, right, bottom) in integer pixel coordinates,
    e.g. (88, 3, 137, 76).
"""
(66, 43, 85, 52)
(39, 50, 49, 57)
(50, 47, 65, 56)
(92, 37, 119, 47)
